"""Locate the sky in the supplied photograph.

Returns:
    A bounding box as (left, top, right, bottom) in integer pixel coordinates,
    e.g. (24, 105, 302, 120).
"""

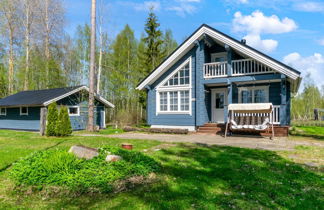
(64, 0, 324, 91)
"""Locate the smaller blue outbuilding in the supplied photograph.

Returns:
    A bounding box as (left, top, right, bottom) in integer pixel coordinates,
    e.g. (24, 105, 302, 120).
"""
(0, 86, 114, 132)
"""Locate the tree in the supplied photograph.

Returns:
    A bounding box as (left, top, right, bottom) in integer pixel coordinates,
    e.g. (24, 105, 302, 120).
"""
(46, 103, 58, 136)
(0, 0, 19, 94)
(162, 29, 178, 57)
(87, 0, 96, 132)
(56, 106, 72, 136)
(143, 7, 164, 75)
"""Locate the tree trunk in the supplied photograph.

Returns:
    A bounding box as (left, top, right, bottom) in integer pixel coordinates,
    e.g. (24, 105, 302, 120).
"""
(97, 25, 103, 94)
(24, 3, 30, 90)
(87, 0, 96, 132)
(45, 0, 50, 87)
(8, 27, 14, 94)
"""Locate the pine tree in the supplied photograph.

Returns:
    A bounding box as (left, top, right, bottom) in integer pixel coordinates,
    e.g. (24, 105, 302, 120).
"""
(56, 106, 72, 136)
(143, 8, 164, 74)
(46, 103, 58, 136)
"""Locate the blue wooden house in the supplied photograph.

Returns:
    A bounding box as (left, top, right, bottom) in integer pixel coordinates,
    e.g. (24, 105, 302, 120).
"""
(0, 86, 114, 131)
(137, 24, 302, 135)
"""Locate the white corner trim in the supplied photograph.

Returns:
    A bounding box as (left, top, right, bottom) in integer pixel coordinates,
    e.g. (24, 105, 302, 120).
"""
(151, 125, 196, 131)
(68, 106, 80, 116)
(20, 107, 28, 116)
(136, 25, 300, 90)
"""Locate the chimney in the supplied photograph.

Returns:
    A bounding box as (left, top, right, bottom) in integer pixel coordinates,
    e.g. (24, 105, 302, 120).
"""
(241, 39, 246, 44)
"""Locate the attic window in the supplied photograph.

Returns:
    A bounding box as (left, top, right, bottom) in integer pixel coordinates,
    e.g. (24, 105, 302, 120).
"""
(0, 108, 6, 116)
(162, 61, 190, 87)
(68, 106, 80, 116)
(20, 107, 28, 116)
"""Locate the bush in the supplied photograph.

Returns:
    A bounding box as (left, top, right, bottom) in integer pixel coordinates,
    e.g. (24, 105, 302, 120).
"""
(10, 147, 160, 193)
(56, 106, 72, 136)
(46, 103, 59, 136)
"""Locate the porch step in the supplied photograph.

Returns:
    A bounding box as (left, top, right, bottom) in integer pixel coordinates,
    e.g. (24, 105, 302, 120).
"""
(197, 123, 225, 135)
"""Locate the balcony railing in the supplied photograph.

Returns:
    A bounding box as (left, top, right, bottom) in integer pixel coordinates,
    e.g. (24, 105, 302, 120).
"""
(203, 58, 273, 79)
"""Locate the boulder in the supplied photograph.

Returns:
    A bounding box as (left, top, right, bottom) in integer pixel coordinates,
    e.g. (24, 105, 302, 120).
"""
(105, 155, 122, 162)
(68, 145, 99, 160)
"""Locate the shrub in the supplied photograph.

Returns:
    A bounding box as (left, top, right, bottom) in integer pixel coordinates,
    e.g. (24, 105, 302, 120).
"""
(46, 103, 58, 136)
(10, 147, 160, 193)
(56, 106, 72, 136)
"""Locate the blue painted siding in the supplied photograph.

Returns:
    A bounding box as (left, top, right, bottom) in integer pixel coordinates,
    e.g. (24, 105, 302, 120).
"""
(0, 92, 106, 131)
(0, 107, 40, 130)
(148, 47, 197, 126)
(146, 42, 292, 127)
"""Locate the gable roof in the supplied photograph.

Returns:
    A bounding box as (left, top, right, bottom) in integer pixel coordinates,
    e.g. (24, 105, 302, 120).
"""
(0, 86, 115, 108)
(136, 24, 301, 91)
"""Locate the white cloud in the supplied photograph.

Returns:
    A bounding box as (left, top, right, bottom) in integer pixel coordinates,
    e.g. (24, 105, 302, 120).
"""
(232, 11, 297, 52)
(283, 53, 324, 89)
(238, 0, 248, 3)
(178, 0, 201, 2)
(167, 4, 196, 17)
(233, 11, 297, 34)
(243, 34, 278, 53)
(120, 1, 161, 12)
(294, 2, 324, 12)
(318, 38, 324, 46)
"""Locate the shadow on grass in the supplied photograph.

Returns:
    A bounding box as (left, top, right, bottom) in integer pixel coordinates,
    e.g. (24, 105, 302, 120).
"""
(40, 144, 324, 209)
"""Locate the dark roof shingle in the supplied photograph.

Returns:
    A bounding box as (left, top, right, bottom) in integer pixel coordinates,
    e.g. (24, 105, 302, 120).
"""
(0, 86, 83, 107)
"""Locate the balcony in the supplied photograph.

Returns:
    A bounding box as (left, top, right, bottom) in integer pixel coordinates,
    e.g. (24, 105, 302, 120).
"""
(203, 59, 274, 79)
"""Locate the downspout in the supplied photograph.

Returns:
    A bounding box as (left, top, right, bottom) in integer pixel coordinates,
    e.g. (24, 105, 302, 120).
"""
(194, 40, 199, 128)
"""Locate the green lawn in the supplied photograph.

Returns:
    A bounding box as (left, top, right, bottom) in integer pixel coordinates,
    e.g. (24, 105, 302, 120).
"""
(290, 126, 324, 139)
(0, 130, 323, 209)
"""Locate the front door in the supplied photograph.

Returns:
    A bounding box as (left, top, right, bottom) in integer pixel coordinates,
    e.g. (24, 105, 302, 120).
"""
(211, 89, 227, 123)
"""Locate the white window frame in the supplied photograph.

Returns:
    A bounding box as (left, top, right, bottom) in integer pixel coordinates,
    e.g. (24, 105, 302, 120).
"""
(0, 107, 6, 116)
(68, 106, 80, 116)
(211, 52, 227, 62)
(156, 57, 192, 115)
(238, 86, 269, 103)
(20, 107, 28, 116)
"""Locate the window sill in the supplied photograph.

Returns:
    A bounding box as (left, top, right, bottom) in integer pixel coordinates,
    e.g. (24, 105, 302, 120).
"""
(157, 111, 191, 115)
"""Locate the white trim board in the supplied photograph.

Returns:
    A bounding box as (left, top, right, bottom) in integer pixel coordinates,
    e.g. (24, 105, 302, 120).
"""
(43, 86, 115, 108)
(137, 25, 301, 91)
(151, 125, 196, 131)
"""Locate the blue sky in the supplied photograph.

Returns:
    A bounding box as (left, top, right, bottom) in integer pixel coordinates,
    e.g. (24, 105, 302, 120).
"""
(65, 0, 324, 90)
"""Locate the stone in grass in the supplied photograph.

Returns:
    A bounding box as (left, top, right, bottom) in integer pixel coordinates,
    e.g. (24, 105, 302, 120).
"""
(105, 155, 122, 162)
(68, 145, 99, 160)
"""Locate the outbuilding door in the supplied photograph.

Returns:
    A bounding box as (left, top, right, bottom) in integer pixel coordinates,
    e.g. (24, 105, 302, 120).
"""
(211, 89, 227, 123)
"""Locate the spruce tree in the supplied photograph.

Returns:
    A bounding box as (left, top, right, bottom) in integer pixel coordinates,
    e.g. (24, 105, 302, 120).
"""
(46, 103, 58, 136)
(56, 106, 72, 136)
(143, 7, 164, 75)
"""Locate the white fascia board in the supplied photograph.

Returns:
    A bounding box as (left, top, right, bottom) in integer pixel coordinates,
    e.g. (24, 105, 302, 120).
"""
(137, 26, 300, 90)
(43, 86, 87, 106)
(43, 86, 115, 108)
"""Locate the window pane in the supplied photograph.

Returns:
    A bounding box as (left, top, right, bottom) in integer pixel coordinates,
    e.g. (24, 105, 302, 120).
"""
(69, 107, 78, 115)
(0, 108, 5, 115)
(241, 90, 252, 103)
(21, 107, 28, 114)
(169, 91, 178, 111)
(254, 89, 266, 103)
(163, 62, 189, 87)
(180, 90, 190, 111)
(159, 92, 168, 111)
(215, 93, 224, 109)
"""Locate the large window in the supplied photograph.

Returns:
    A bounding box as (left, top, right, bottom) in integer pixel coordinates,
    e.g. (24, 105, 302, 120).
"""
(158, 90, 190, 113)
(239, 86, 269, 103)
(0, 108, 6, 116)
(163, 62, 190, 87)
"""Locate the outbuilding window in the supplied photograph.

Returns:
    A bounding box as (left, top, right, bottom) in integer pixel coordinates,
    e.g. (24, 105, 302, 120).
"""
(20, 107, 28, 116)
(68, 106, 80, 116)
(0, 108, 6, 116)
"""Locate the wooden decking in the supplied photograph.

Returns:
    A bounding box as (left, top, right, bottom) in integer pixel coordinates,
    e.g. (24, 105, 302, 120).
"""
(197, 123, 289, 137)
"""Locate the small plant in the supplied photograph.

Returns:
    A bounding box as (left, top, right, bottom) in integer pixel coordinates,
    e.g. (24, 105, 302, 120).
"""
(56, 106, 72, 136)
(46, 103, 58, 136)
(10, 147, 160, 193)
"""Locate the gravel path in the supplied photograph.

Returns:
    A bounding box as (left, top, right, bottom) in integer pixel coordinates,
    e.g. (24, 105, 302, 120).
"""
(78, 132, 324, 151)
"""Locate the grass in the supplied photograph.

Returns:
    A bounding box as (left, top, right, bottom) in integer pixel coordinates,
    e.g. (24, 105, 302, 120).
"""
(0, 130, 323, 209)
(292, 120, 324, 127)
(290, 126, 324, 139)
